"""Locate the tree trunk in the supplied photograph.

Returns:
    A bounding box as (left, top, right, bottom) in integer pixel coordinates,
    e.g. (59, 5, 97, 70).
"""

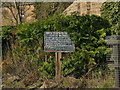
(14, 2, 21, 24)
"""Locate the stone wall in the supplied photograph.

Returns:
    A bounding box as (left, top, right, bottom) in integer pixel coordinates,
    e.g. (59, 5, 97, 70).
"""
(1, 2, 104, 26)
(64, 2, 103, 16)
(90, 2, 103, 16)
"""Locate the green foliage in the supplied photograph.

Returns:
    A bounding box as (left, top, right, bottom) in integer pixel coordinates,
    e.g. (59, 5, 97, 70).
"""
(61, 56, 75, 76)
(101, 2, 120, 35)
(39, 56, 55, 78)
(61, 15, 110, 77)
(2, 25, 18, 58)
(2, 14, 110, 78)
(2, 25, 15, 40)
(63, 80, 69, 86)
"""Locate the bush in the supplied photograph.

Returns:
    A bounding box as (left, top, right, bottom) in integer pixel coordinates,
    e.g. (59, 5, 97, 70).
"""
(101, 2, 120, 35)
(2, 14, 111, 78)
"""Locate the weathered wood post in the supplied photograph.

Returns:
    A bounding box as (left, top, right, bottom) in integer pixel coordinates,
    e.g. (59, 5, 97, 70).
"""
(55, 52, 62, 81)
(55, 52, 58, 80)
(0, 28, 2, 89)
(105, 36, 120, 87)
(58, 52, 62, 80)
(44, 32, 75, 82)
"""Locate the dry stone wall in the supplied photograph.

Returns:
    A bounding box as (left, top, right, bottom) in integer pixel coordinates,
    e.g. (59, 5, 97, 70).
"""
(64, 1, 104, 16)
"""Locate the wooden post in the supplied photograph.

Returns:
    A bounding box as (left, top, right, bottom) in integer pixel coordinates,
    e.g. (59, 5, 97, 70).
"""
(55, 52, 62, 82)
(58, 52, 62, 81)
(45, 55, 47, 61)
(55, 52, 58, 80)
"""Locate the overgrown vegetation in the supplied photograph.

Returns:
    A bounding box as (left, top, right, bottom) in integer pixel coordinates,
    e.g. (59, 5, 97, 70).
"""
(101, 2, 120, 35)
(2, 14, 111, 79)
(2, 2, 119, 88)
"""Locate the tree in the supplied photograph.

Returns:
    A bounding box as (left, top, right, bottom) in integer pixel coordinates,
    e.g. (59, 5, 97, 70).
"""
(101, 2, 120, 35)
(33, 2, 72, 20)
(2, 2, 34, 25)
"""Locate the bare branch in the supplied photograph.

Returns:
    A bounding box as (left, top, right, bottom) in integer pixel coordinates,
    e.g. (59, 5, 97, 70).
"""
(6, 6, 18, 24)
(14, 1, 21, 24)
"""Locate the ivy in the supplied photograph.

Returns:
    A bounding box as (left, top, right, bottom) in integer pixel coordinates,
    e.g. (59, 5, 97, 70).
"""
(2, 14, 111, 78)
(101, 2, 120, 35)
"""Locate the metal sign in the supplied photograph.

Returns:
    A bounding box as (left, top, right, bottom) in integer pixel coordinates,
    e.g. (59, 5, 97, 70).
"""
(44, 32, 75, 52)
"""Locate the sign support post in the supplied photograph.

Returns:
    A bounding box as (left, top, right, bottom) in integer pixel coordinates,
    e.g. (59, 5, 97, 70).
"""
(55, 52, 62, 82)
(44, 32, 75, 82)
(55, 52, 58, 81)
(58, 52, 62, 81)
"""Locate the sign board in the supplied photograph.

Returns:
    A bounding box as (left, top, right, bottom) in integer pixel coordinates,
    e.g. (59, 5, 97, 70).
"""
(44, 32, 75, 52)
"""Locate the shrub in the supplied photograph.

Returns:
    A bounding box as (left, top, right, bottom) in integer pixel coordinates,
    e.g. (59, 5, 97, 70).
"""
(2, 14, 111, 78)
